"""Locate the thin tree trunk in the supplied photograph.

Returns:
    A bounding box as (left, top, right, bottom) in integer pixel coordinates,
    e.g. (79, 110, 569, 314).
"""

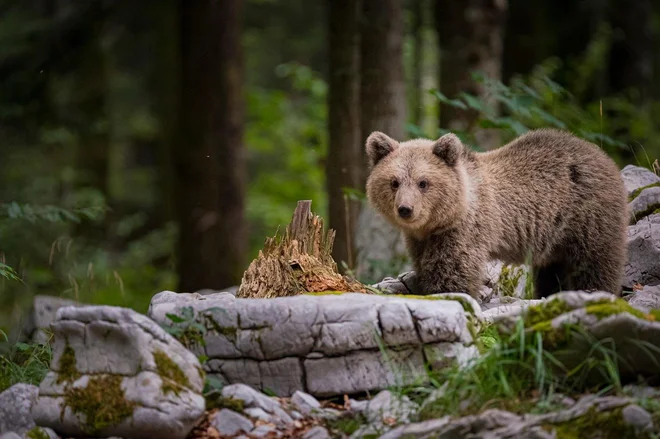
(356, 0, 410, 283)
(326, 0, 362, 272)
(434, 0, 508, 149)
(73, 4, 110, 241)
(176, 0, 246, 292)
(411, 0, 424, 127)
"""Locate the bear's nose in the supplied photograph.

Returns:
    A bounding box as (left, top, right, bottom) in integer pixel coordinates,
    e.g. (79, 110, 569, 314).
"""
(398, 206, 413, 219)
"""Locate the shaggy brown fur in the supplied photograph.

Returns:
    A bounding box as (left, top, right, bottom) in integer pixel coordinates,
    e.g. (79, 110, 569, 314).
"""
(365, 129, 628, 299)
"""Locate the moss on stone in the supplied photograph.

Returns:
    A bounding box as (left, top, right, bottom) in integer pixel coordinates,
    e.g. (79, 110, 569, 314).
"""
(629, 182, 660, 202)
(630, 203, 660, 224)
(56, 343, 81, 384)
(304, 291, 347, 296)
(525, 299, 573, 327)
(65, 375, 135, 434)
(26, 427, 50, 439)
(547, 406, 641, 439)
(206, 395, 245, 412)
(153, 349, 190, 395)
(204, 315, 238, 339)
(584, 299, 653, 321)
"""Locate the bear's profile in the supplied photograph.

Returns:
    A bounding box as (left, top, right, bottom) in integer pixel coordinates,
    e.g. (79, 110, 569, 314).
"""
(365, 129, 628, 299)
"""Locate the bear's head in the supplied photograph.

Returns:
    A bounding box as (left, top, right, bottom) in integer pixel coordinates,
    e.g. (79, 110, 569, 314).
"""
(365, 131, 470, 237)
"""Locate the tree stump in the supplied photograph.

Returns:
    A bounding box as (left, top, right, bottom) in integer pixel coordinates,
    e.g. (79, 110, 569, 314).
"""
(237, 200, 369, 298)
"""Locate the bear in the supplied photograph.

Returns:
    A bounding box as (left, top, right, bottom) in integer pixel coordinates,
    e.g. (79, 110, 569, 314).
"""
(365, 128, 628, 300)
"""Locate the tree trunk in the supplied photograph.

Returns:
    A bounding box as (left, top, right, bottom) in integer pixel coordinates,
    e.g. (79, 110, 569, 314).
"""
(411, 0, 424, 127)
(356, 0, 410, 284)
(607, 0, 653, 99)
(176, 0, 247, 292)
(434, 0, 508, 149)
(326, 0, 362, 272)
(73, 4, 110, 241)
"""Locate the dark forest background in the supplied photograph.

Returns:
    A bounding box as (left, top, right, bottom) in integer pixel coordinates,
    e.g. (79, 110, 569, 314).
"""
(0, 0, 658, 331)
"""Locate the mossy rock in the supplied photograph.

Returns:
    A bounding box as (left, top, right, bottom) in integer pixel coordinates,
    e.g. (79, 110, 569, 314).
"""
(154, 349, 190, 395)
(65, 375, 135, 434)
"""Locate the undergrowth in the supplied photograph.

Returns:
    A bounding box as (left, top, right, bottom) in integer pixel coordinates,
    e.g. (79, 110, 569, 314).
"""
(409, 319, 628, 419)
(0, 329, 52, 392)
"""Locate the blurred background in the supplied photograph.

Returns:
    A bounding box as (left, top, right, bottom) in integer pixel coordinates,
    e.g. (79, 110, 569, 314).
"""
(0, 0, 658, 332)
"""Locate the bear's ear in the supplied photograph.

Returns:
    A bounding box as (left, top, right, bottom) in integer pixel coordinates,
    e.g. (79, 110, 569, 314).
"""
(432, 133, 463, 166)
(366, 131, 399, 167)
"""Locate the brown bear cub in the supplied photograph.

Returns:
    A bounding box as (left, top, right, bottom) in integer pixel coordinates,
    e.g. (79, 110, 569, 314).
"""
(365, 128, 628, 300)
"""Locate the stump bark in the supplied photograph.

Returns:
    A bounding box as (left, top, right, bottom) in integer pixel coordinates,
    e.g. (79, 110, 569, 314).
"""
(237, 200, 369, 298)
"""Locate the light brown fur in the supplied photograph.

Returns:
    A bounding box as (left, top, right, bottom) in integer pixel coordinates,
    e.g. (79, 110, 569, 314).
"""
(365, 129, 628, 299)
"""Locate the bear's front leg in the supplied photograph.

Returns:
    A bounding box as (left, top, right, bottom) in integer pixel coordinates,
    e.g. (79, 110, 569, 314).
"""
(407, 231, 484, 299)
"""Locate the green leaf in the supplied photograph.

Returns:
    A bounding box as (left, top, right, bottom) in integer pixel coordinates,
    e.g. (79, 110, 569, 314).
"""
(430, 89, 468, 110)
(165, 313, 187, 324)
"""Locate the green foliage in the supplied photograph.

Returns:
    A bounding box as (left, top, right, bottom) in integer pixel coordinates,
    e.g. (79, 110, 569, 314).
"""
(0, 330, 52, 392)
(245, 62, 327, 258)
(418, 319, 625, 419)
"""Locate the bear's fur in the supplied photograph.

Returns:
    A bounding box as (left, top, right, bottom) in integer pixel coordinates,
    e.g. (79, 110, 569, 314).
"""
(365, 129, 628, 299)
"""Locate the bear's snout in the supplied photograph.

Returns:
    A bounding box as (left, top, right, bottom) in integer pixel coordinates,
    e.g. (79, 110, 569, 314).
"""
(397, 205, 413, 219)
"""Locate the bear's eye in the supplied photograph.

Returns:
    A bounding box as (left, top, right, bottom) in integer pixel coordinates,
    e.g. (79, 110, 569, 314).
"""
(391, 179, 400, 190)
(418, 180, 428, 190)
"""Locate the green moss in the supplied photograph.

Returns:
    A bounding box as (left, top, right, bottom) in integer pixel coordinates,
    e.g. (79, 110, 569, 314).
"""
(56, 343, 81, 384)
(326, 413, 367, 436)
(65, 375, 135, 434)
(584, 299, 653, 321)
(628, 182, 660, 202)
(26, 427, 50, 439)
(204, 315, 238, 339)
(153, 349, 190, 395)
(547, 406, 642, 439)
(205, 395, 245, 412)
(304, 291, 346, 296)
(525, 299, 573, 327)
(630, 203, 660, 224)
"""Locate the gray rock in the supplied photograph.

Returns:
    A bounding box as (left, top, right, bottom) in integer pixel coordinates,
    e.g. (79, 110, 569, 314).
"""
(20, 295, 80, 343)
(31, 305, 205, 439)
(621, 164, 660, 197)
(630, 186, 660, 223)
(243, 407, 272, 422)
(363, 390, 418, 426)
(626, 285, 660, 310)
(222, 384, 292, 427)
(149, 291, 477, 397)
(0, 433, 22, 439)
(0, 383, 38, 435)
(211, 409, 253, 436)
(622, 404, 653, 431)
(303, 426, 330, 439)
(380, 395, 632, 439)
(517, 292, 660, 379)
(355, 206, 411, 283)
(291, 391, 321, 416)
(625, 213, 660, 288)
(251, 424, 280, 438)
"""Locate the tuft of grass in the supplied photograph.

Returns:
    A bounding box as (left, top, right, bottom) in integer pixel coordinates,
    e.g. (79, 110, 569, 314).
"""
(418, 318, 625, 419)
(0, 330, 52, 392)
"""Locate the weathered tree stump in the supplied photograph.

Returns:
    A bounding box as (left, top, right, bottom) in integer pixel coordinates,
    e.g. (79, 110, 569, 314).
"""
(237, 200, 369, 298)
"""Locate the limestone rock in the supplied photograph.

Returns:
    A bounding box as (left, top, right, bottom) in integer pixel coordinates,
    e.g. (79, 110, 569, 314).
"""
(624, 213, 660, 288)
(380, 395, 642, 439)
(302, 426, 330, 439)
(291, 391, 322, 416)
(221, 384, 292, 427)
(31, 305, 205, 439)
(210, 409, 253, 436)
(20, 295, 80, 343)
(630, 186, 660, 223)
(0, 384, 38, 435)
(350, 390, 419, 437)
(621, 164, 660, 197)
(149, 291, 478, 397)
(626, 285, 660, 310)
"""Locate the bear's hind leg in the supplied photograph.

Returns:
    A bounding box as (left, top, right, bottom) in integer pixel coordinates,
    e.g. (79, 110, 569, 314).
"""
(564, 257, 622, 296)
(533, 262, 567, 299)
